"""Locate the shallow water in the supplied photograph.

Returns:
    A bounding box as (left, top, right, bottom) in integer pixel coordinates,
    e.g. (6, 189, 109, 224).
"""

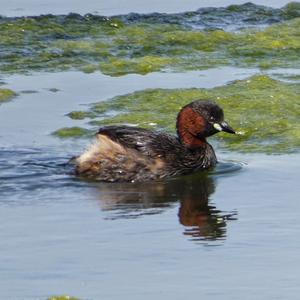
(1, 2, 300, 300)
(2, 67, 299, 147)
(1, 146, 300, 299)
(0, 67, 259, 147)
(1, 68, 300, 300)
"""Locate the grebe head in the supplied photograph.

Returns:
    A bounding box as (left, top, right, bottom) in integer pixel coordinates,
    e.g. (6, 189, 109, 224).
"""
(176, 100, 236, 148)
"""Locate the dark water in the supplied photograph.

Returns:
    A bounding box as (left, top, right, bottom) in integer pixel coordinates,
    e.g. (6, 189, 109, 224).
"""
(0, 0, 295, 17)
(0, 147, 240, 231)
(117, 2, 300, 30)
(2, 2, 297, 29)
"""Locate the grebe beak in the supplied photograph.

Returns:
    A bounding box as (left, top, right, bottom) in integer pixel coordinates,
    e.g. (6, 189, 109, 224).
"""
(213, 122, 236, 134)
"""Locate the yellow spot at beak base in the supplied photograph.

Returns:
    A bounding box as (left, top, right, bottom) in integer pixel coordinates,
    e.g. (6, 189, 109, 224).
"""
(213, 123, 222, 131)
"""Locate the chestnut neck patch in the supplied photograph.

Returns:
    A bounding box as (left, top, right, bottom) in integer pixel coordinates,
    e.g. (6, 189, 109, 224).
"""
(176, 106, 206, 148)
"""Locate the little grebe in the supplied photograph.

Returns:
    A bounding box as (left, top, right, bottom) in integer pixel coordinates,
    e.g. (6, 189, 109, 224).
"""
(75, 100, 236, 182)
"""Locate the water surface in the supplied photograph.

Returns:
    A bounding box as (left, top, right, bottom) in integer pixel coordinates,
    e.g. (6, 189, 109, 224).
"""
(0, 2, 300, 300)
(1, 68, 300, 300)
(1, 146, 299, 299)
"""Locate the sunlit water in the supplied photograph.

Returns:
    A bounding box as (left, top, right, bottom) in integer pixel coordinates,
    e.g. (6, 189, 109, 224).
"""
(1, 143, 299, 299)
(1, 68, 300, 299)
(1, 2, 300, 299)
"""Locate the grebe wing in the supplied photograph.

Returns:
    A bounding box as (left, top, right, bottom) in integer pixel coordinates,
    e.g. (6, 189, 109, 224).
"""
(98, 125, 178, 158)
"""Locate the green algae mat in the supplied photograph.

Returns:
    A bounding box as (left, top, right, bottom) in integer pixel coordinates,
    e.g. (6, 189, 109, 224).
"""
(47, 296, 81, 300)
(1, 3, 300, 75)
(54, 75, 300, 154)
(1, 3, 300, 154)
(0, 88, 16, 103)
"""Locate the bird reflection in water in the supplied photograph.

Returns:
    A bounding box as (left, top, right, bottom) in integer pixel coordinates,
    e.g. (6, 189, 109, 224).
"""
(177, 175, 237, 241)
(91, 173, 237, 243)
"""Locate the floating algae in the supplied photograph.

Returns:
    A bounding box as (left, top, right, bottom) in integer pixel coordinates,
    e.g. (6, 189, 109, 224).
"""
(0, 88, 16, 103)
(67, 111, 93, 120)
(117, 2, 300, 28)
(47, 296, 81, 300)
(61, 75, 300, 154)
(0, 3, 300, 75)
(53, 126, 93, 138)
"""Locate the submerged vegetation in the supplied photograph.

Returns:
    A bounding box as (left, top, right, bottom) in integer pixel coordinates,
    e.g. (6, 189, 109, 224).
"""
(47, 296, 81, 300)
(53, 126, 93, 138)
(2, 3, 300, 153)
(0, 88, 16, 103)
(57, 75, 300, 154)
(0, 3, 300, 75)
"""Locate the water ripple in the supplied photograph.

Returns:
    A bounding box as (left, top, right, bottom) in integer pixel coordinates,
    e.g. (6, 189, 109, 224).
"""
(0, 147, 86, 201)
